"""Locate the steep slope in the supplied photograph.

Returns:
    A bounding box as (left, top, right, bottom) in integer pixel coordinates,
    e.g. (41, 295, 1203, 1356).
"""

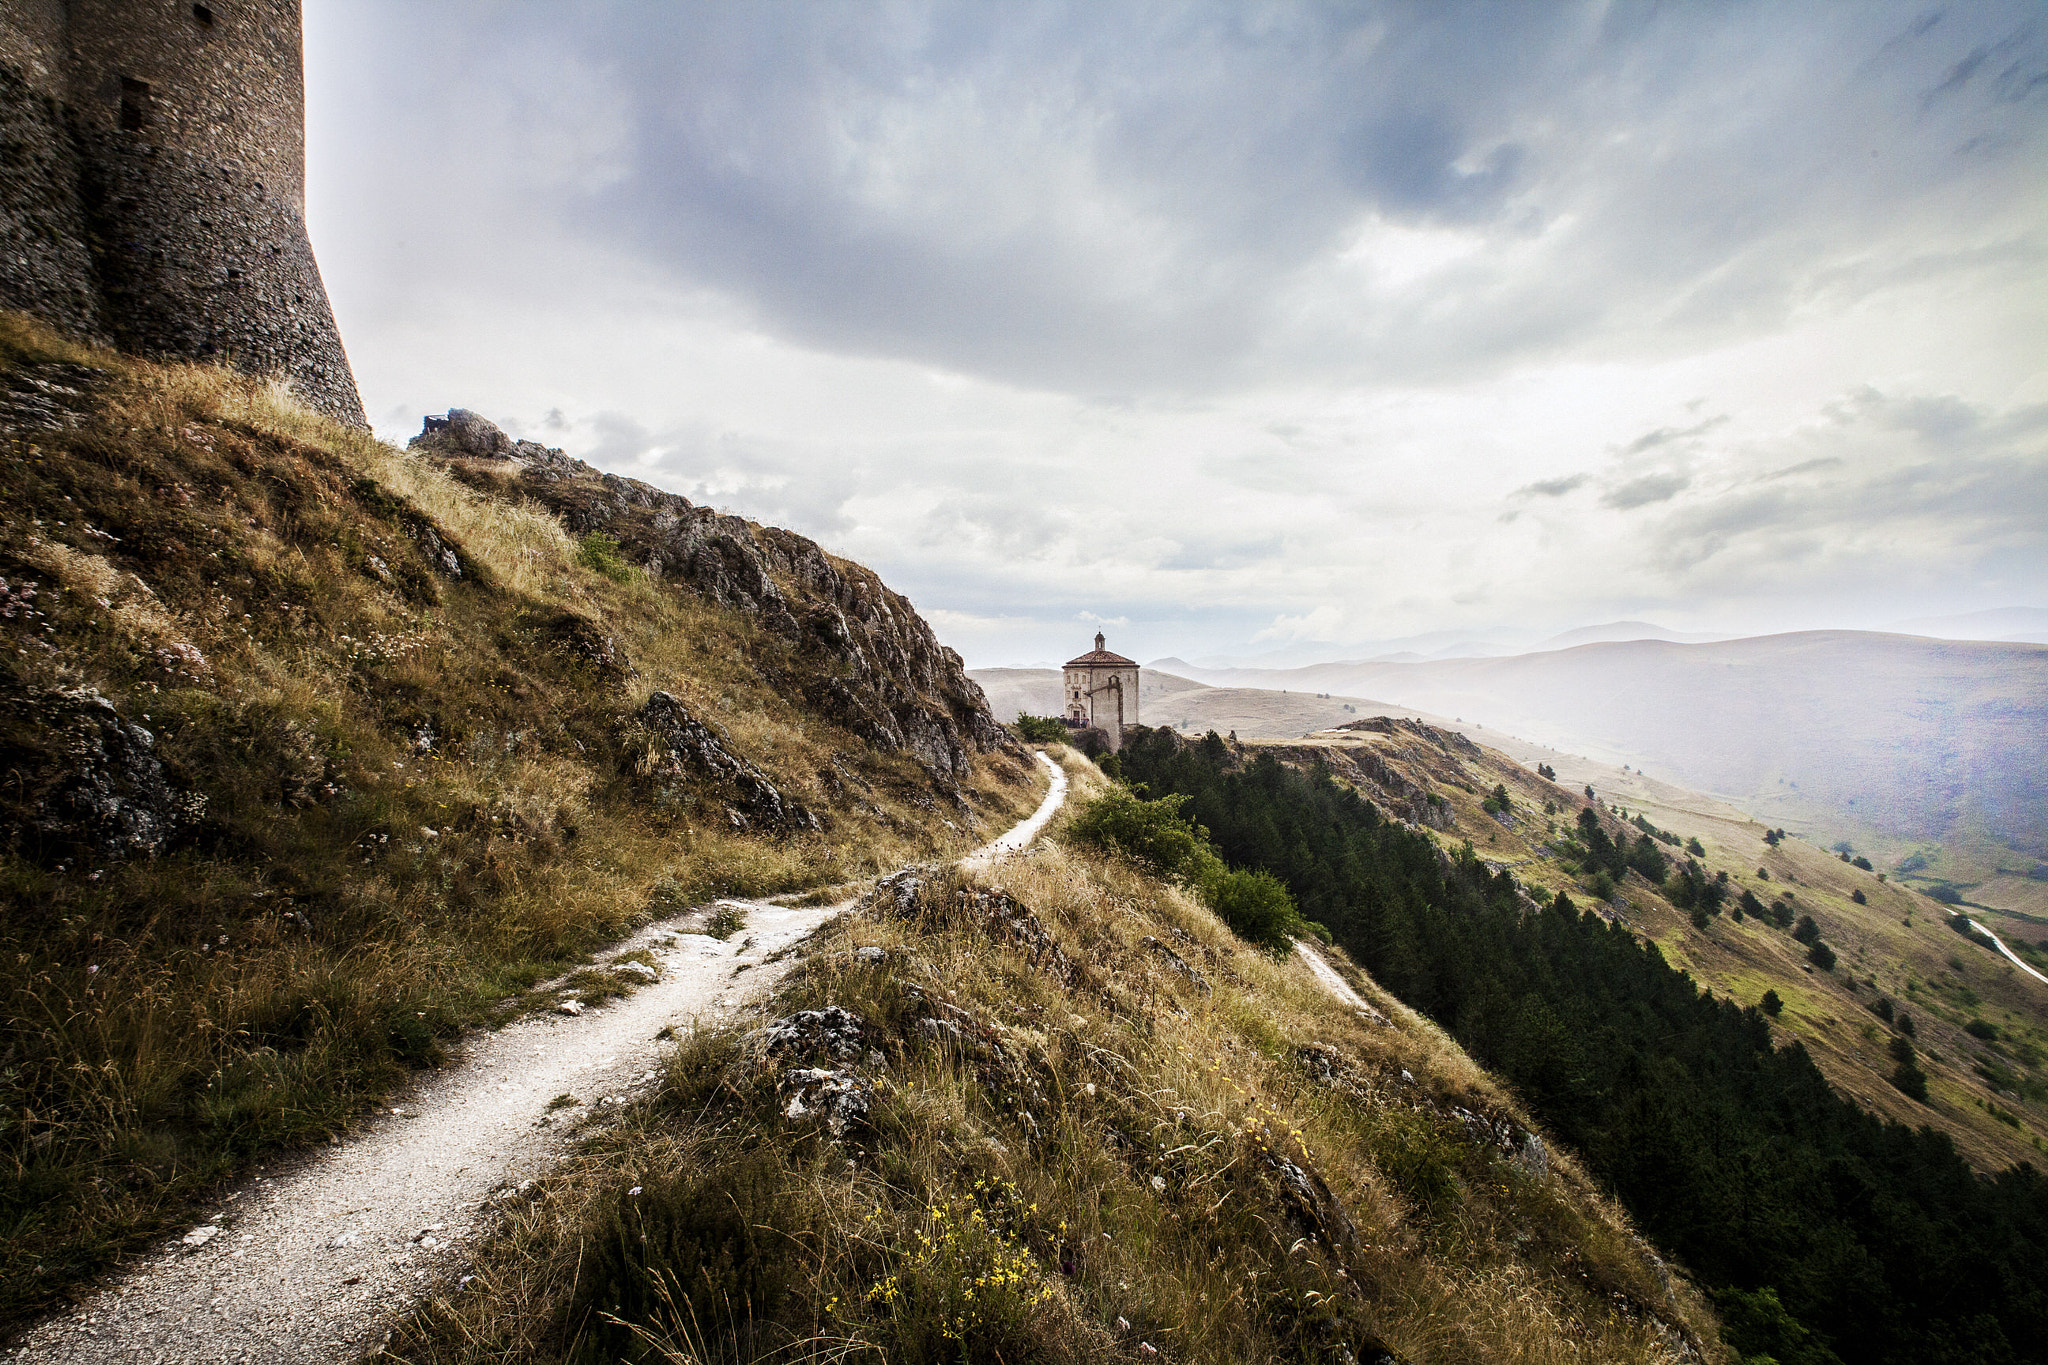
(1243, 719, 2047, 1174)
(1112, 727, 2048, 1364)
(1168, 633, 2048, 869)
(384, 746, 1720, 1365)
(0, 314, 1034, 1325)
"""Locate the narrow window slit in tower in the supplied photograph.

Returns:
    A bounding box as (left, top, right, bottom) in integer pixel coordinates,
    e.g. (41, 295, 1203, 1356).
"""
(118, 77, 151, 132)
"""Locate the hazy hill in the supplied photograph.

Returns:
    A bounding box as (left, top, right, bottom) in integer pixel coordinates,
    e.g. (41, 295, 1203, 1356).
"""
(1891, 605, 2048, 644)
(1161, 632, 2048, 869)
(1533, 620, 1726, 650)
(971, 665, 1423, 742)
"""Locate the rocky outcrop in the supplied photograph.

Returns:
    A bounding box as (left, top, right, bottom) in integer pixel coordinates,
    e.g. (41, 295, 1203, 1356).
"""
(1140, 935, 1212, 996)
(409, 413, 1011, 779)
(0, 676, 205, 859)
(754, 1007, 878, 1137)
(408, 409, 514, 461)
(634, 690, 819, 834)
(754, 1006, 868, 1064)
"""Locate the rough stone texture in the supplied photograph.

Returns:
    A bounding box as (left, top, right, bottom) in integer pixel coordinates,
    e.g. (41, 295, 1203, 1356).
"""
(0, 1, 365, 425)
(0, 63, 105, 339)
(754, 1006, 867, 1063)
(956, 885, 1077, 985)
(636, 689, 820, 833)
(1140, 934, 1211, 995)
(408, 408, 514, 460)
(863, 866, 931, 920)
(0, 676, 205, 859)
(418, 419, 1012, 780)
(777, 1067, 874, 1137)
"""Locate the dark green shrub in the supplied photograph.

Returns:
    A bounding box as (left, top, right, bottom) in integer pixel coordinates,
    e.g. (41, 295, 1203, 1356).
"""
(1851, 889, 1867, 905)
(1715, 1284, 1836, 1365)
(1011, 713, 1069, 744)
(1627, 834, 1668, 884)
(1069, 787, 1303, 951)
(1794, 915, 1822, 946)
(1807, 940, 1837, 971)
(1204, 867, 1302, 952)
(1761, 989, 1783, 1016)
(1068, 787, 1210, 877)
(1888, 1036, 1929, 1103)
(1965, 1018, 1999, 1041)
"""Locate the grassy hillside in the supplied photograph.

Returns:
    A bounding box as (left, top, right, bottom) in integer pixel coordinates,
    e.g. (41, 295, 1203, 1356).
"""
(1242, 722, 2047, 1174)
(0, 315, 1033, 1324)
(385, 746, 1720, 1365)
(1169, 633, 2048, 872)
(1111, 727, 2048, 1363)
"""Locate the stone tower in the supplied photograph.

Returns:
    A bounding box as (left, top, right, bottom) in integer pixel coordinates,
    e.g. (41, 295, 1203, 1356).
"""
(0, 1, 365, 425)
(1063, 632, 1140, 752)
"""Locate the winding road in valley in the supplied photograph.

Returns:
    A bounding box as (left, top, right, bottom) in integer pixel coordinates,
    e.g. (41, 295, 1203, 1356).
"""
(10, 753, 1068, 1365)
(1965, 915, 2048, 987)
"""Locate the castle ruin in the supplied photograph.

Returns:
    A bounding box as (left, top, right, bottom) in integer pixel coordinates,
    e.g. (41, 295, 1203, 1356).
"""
(0, 1, 364, 425)
(1063, 632, 1140, 752)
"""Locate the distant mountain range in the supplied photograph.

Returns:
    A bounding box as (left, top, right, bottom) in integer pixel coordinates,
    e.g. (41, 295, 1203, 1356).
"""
(1136, 631, 2047, 861)
(1154, 608, 2047, 672)
(1888, 606, 2048, 644)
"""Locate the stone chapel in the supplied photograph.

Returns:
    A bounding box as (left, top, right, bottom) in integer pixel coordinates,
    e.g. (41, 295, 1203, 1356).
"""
(1062, 632, 1140, 751)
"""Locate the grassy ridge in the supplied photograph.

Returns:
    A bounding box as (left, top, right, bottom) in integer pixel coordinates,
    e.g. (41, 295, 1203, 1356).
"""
(0, 317, 1032, 1323)
(386, 748, 1717, 1364)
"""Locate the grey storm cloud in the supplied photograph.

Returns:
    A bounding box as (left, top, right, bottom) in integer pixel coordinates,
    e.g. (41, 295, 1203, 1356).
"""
(1602, 472, 1693, 510)
(316, 0, 2048, 397)
(305, 1, 2048, 661)
(1646, 389, 2048, 585)
(1514, 474, 1591, 499)
(1622, 415, 1729, 456)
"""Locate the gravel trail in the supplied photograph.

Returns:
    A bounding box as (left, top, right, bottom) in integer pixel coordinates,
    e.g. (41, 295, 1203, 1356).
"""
(10, 751, 1065, 1364)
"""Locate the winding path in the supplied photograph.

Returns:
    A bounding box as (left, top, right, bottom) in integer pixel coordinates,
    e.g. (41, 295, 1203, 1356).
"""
(1965, 915, 2048, 988)
(10, 751, 1067, 1364)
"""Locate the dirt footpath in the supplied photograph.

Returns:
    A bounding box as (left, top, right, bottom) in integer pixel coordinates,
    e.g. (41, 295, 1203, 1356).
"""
(10, 752, 1065, 1364)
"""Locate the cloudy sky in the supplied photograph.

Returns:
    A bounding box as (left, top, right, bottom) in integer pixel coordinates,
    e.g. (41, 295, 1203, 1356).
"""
(303, 1, 2046, 667)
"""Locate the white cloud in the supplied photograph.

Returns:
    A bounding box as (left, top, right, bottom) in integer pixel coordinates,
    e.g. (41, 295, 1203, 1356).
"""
(304, 0, 2048, 665)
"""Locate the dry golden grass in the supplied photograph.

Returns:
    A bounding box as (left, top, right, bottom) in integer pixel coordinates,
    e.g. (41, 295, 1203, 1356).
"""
(387, 758, 1721, 1365)
(0, 314, 1037, 1324)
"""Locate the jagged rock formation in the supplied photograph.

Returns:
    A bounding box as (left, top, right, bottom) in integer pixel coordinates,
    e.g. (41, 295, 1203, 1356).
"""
(0, 678, 205, 859)
(635, 690, 819, 833)
(411, 410, 1010, 780)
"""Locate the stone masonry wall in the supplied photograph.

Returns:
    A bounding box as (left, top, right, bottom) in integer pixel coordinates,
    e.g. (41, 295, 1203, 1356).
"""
(0, 0, 364, 425)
